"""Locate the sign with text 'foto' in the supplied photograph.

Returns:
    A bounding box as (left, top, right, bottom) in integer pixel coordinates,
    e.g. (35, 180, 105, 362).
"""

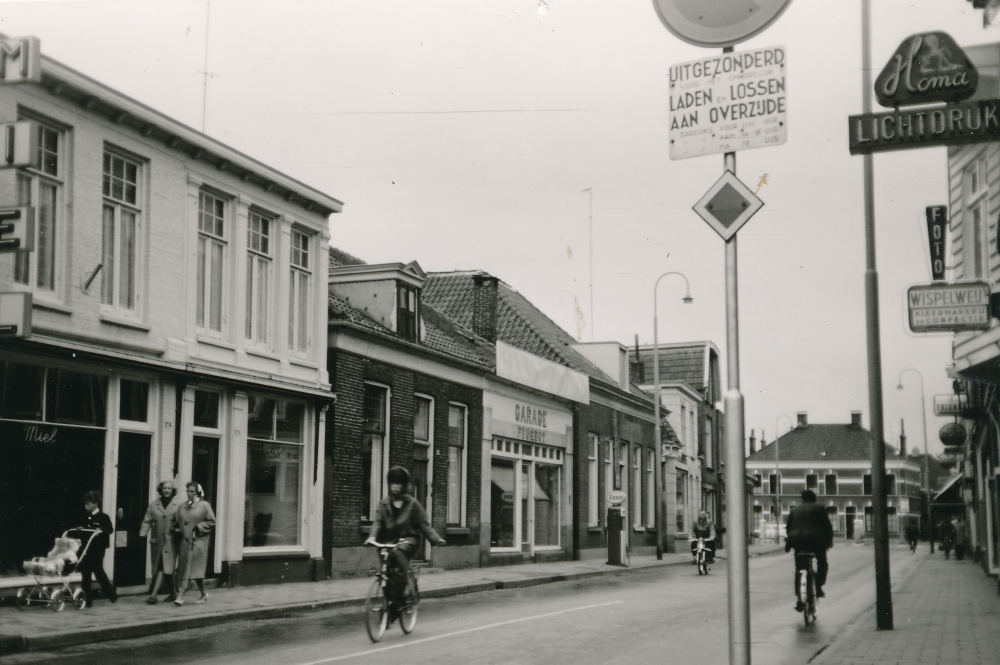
(907, 281, 990, 333)
(669, 46, 787, 160)
(926, 206, 947, 281)
(849, 99, 1000, 155)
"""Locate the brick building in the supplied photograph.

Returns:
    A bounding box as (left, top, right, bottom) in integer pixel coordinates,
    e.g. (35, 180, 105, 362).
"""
(325, 253, 493, 577)
(0, 36, 340, 592)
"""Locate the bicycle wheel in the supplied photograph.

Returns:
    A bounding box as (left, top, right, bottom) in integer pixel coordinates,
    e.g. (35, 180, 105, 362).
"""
(364, 578, 389, 643)
(803, 570, 815, 626)
(399, 571, 419, 634)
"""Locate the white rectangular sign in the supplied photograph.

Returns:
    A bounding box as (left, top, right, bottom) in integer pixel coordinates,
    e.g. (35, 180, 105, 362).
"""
(934, 395, 963, 417)
(907, 282, 991, 332)
(669, 46, 787, 160)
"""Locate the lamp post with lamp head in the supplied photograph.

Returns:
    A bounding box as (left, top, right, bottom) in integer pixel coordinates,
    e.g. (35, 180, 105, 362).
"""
(653, 271, 693, 560)
(897, 368, 930, 551)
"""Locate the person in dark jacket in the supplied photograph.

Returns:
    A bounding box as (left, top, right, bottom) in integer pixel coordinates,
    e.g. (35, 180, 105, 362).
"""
(79, 491, 117, 607)
(785, 490, 833, 611)
(365, 466, 445, 601)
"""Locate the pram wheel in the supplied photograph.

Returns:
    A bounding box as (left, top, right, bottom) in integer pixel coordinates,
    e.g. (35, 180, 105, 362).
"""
(72, 588, 86, 611)
(39, 586, 52, 600)
(49, 589, 66, 612)
(15, 587, 29, 610)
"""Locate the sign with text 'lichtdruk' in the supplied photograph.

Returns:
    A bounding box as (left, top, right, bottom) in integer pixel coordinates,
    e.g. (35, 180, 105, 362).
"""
(669, 46, 787, 160)
(849, 99, 1000, 155)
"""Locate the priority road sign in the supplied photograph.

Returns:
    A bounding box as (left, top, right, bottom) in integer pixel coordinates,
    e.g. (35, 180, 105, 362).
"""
(692, 171, 763, 240)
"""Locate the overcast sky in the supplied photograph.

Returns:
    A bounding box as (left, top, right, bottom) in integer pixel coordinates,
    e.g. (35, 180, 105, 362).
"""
(2, 0, 993, 457)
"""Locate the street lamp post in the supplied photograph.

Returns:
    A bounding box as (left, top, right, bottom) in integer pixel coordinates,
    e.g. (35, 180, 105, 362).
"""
(653, 271, 694, 560)
(773, 415, 792, 542)
(897, 368, 931, 552)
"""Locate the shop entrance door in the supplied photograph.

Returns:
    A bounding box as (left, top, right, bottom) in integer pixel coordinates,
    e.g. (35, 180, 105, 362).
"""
(114, 432, 151, 586)
(412, 450, 429, 561)
(846, 507, 856, 539)
(520, 462, 531, 556)
(191, 436, 219, 578)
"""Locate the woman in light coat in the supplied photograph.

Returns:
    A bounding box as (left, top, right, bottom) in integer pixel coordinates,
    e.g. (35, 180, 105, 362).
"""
(172, 482, 216, 606)
(139, 480, 183, 604)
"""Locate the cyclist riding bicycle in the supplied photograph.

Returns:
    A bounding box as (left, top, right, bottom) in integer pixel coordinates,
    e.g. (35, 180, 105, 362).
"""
(364, 466, 446, 603)
(690, 511, 718, 564)
(784, 489, 834, 611)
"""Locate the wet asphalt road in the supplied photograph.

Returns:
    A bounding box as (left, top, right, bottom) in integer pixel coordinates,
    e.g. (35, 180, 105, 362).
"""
(3, 543, 922, 665)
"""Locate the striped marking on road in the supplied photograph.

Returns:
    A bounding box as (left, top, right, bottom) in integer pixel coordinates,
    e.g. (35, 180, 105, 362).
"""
(298, 600, 624, 664)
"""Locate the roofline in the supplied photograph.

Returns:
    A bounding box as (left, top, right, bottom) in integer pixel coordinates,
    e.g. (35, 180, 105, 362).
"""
(327, 320, 494, 374)
(28, 43, 343, 215)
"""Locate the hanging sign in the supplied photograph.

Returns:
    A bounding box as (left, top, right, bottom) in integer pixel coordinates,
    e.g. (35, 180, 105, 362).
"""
(669, 46, 787, 160)
(926, 206, 947, 281)
(848, 98, 1000, 155)
(874, 32, 978, 108)
(907, 281, 991, 332)
(607, 490, 627, 506)
(933, 395, 963, 417)
(0, 37, 41, 85)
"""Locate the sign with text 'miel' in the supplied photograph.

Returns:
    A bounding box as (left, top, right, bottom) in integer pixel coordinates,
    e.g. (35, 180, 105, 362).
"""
(669, 46, 787, 160)
(907, 281, 990, 333)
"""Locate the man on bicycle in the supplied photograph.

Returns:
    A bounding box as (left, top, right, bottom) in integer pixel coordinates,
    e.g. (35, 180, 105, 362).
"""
(785, 489, 834, 611)
(691, 511, 718, 564)
(364, 466, 446, 603)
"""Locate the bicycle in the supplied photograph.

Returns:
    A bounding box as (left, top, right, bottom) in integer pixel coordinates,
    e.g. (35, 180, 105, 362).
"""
(691, 537, 711, 575)
(364, 542, 419, 643)
(796, 551, 818, 625)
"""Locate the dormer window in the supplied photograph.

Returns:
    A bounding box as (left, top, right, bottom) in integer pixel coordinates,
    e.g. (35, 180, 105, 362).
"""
(397, 283, 419, 341)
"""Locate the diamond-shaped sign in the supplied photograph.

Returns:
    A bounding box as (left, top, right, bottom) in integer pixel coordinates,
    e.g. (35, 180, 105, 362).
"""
(692, 171, 764, 240)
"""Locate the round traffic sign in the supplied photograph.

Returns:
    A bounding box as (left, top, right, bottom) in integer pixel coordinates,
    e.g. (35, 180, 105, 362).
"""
(652, 0, 794, 48)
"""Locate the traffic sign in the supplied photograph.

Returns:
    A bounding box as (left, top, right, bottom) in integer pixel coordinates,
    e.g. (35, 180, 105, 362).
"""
(692, 171, 763, 240)
(907, 281, 991, 333)
(652, 0, 794, 48)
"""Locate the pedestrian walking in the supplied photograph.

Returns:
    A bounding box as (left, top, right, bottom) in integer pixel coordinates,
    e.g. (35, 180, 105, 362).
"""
(939, 517, 956, 560)
(905, 521, 919, 552)
(172, 482, 215, 606)
(139, 480, 183, 604)
(953, 516, 968, 561)
(853, 517, 864, 543)
(78, 491, 118, 607)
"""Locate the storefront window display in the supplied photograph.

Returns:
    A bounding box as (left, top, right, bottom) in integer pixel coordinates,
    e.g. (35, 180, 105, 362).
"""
(244, 394, 305, 548)
(489, 438, 563, 552)
(0, 362, 107, 578)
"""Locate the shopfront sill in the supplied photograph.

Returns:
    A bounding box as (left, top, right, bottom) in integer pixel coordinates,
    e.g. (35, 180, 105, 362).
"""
(445, 527, 470, 536)
(32, 297, 72, 316)
(197, 335, 236, 350)
(241, 547, 311, 559)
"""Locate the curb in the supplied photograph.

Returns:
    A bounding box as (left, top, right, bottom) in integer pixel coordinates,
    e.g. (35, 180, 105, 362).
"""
(1, 547, 785, 655)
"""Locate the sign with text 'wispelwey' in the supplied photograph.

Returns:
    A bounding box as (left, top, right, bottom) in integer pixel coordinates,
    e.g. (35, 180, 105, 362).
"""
(669, 46, 787, 160)
(907, 282, 991, 333)
(926, 206, 947, 281)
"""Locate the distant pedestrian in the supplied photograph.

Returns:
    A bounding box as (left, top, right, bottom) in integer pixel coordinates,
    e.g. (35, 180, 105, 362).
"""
(953, 516, 968, 561)
(140, 480, 182, 604)
(172, 483, 215, 606)
(853, 517, 864, 543)
(905, 522, 919, 552)
(939, 517, 956, 560)
(78, 491, 117, 607)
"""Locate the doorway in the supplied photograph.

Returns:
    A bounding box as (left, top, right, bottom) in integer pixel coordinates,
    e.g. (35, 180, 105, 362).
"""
(846, 506, 857, 539)
(412, 446, 429, 561)
(114, 432, 151, 586)
(191, 436, 219, 578)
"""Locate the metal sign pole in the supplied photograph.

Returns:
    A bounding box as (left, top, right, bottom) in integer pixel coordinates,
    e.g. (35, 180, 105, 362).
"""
(861, 0, 893, 631)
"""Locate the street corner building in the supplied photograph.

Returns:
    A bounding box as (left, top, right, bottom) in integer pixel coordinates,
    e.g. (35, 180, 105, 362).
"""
(745, 412, 925, 540)
(0, 35, 341, 593)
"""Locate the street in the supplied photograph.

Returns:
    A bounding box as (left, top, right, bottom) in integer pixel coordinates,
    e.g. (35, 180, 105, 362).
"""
(2, 544, 922, 665)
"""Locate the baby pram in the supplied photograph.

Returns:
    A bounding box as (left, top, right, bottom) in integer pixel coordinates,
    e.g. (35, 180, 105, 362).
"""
(17, 528, 101, 612)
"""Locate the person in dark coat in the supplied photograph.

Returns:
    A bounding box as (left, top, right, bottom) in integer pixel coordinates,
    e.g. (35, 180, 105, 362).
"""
(78, 491, 117, 607)
(954, 516, 968, 560)
(939, 517, 956, 560)
(784, 490, 833, 611)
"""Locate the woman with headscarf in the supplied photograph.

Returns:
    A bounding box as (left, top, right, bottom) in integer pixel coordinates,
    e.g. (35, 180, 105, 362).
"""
(172, 482, 216, 606)
(139, 480, 183, 604)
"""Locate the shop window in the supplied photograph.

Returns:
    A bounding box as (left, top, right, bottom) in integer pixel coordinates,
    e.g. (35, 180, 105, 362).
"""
(825, 474, 837, 496)
(534, 463, 560, 547)
(244, 393, 305, 547)
(45, 370, 108, 428)
(397, 283, 419, 341)
(197, 191, 227, 335)
(603, 437, 612, 524)
(14, 122, 62, 295)
(246, 211, 272, 346)
(588, 433, 598, 526)
(632, 446, 641, 528)
(490, 457, 516, 548)
(414, 396, 431, 443)
(616, 441, 626, 491)
(288, 230, 311, 354)
(102, 151, 143, 315)
(0, 362, 44, 421)
(362, 384, 388, 521)
(447, 403, 467, 526)
(119, 379, 148, 422)
(646, 449, 655, 528)
(194, 390, 220, 429)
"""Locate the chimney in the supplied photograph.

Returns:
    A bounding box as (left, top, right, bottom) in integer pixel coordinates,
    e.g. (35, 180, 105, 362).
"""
(899, 418, 907, 459)
(472, 273, 499, 343)
(796, 412, 808, 428)
(749, 429, 756, 454)
(629, 334, 645, 384)
(850, 411, 862, 428)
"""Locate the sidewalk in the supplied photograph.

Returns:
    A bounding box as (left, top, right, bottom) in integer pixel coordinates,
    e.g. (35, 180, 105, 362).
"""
(813, 552, 1000, 665)
(0, 541, 784, 655)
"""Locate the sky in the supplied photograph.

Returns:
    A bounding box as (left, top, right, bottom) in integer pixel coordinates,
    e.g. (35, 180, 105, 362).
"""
(0, 0, 992, 457)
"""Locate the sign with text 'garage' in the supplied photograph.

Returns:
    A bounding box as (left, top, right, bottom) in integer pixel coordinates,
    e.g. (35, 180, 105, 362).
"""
(907, 281, 990, 333)
(669, 46, 787, 160)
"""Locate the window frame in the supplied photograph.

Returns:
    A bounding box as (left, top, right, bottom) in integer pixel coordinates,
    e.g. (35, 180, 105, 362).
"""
(588, 433, 599, 527)
(646, 448, 655, 528)
(632, 445, 642, 529)
(825, 474, 838, 496)
(963, 154, 989, 280)
(288, 228, 312, 355)
(245, 209, 274, 348)
(361, 382, 390, 522)
(397, 282, 419, 341)
(196, 190, 229, 337)
(603, 437, 612, 526)
(447, 402, 468, 527)
(101, 150, 144, 317)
